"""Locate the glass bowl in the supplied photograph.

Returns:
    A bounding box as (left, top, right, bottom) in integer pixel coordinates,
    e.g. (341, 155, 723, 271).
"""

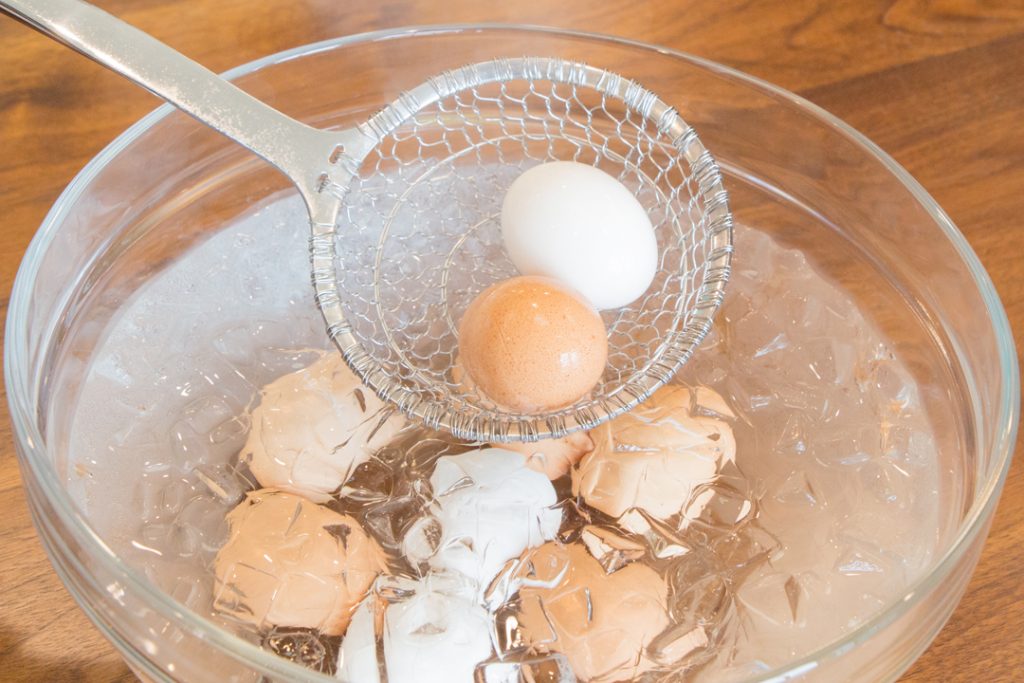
(5, 24, 1017, 683)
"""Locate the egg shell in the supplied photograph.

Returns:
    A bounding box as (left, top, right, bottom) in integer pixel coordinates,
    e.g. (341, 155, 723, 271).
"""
(517, 541, 669, 683)
(458, 276, 608, 413)
(427, 448, 562, 588)
(213, 489, 385, 636)
(573, 385, 736, 531)
(241, 351, 405, 503)
(501, 431, 595, 480)
(501, 161, 658, 310)
(337, 575, 492, 683)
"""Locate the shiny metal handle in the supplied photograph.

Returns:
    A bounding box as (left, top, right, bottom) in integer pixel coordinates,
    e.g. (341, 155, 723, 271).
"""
(0, 0, 336, 199)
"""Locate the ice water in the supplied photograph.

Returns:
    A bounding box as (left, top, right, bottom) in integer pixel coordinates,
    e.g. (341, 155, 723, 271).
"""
(66, 194, 944, 681)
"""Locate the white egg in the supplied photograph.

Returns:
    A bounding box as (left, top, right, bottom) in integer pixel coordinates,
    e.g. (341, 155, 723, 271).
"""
(336, 575, 492, 683)
(501, 161, 658, 310)
(426, 448, 562, 588)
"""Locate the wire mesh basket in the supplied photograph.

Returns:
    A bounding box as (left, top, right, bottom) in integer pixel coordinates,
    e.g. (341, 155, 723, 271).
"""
(312, 58, 732, 442)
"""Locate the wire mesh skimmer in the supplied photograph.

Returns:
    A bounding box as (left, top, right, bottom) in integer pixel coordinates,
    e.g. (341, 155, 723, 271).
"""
(3, 0, 733, 443)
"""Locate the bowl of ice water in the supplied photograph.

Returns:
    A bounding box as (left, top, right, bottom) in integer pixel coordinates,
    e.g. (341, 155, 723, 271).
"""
(6, 25, 1017, 683)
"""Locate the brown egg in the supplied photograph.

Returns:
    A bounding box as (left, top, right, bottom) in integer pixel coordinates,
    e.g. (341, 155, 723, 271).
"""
(517, 541, 668, 682)
(458, 276, 608, 413)
(213, 489, 385, 636)
(502, 431, 595, 480)
(573, 384, 737, 533)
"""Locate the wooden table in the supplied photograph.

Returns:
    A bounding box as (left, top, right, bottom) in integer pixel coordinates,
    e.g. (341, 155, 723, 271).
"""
(1, 1, 1021, 681)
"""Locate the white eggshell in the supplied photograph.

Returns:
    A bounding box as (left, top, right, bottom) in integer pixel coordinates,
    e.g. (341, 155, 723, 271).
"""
(501, 161, 658, 310)
(427, 448, 562, 587)
(337, 577, 492, 683)
(336, 596, 380, 683)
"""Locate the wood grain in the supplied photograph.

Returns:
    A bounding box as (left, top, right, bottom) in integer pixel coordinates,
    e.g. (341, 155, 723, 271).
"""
(1, 1, 1021, 681)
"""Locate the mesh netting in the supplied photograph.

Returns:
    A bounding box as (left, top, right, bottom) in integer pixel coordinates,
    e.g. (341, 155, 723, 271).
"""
(317, 58, 731, 441)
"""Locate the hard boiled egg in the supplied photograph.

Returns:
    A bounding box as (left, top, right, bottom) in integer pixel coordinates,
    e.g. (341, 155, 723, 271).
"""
(516, 541, 669, 683)
(573, 384, 737, 533)
(501, 161, 658, 310)
(425, 448, 562, 587)
(213, 489, 385, 636)
(337, 575, 492, 683)
(241, 352, 405, 503)
(458, 276, 607, 413)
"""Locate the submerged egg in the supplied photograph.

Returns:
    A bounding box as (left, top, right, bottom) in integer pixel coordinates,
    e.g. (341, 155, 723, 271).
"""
(458, 276, 608, 413)
(241, 352, 405, 503)
(501, 430, 595, 480)
(517, 541, 669, 682)
(426, 448, 562, 587)
(501, 161, 658, 310)
(573, 385, 737, 533)
(337, 575, 492, 683)
(213, 489, 385, 636)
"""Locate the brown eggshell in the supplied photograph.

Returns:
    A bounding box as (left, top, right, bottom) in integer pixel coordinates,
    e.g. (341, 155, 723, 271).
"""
(213, 489, 385, 636)
(517, 541, 669, 682)
(458, 276, 608, 413)
(502, 431, 595, 480)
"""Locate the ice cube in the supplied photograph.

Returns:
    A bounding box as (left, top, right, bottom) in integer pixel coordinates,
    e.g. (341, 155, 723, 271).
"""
(474, 652, 576, 682)
(691, 386, 737, 420)
(402, 516, 443, 566)
(833, 544, 889, 577)
(859, 458, 914, 508)
(173, 494, 230, 556)
(139, 474, 196, 525)
(647, 622, 711, 667)
(771, 469, 819, 508)
(402, 434, 471, 479)
(734, 311, 789, 360)
(710, 524, 783, 577)
(339, 456, 397, 506)
(771, 243, 809, 276)
(363, 493, 429, 552)
(192, 462, 251, 506)
(578, 525, 646, 574)
(772, 413, 810, 458)
(483, 559, 526, 614)
(683, 481, 756, 532)
(862, 359, 913, 412)
(666, 552, 737, 655)
(372, 574, 419, 604)
(213, 321, 322, 379)
(718, 374, 774, 416)
(810, 425, 878, 469)
(736, 571, 806, 629)
(719, 290, 754, 327)
(166, 561, 213, 613)
(619, 509, 693, 559)
(553, 498, 592, 545)
(264, 626, 337, 674)
(796, 337, 855, 386)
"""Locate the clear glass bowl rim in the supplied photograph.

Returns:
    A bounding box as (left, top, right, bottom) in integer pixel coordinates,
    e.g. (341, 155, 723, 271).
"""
(4, 23, 1018, 683)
